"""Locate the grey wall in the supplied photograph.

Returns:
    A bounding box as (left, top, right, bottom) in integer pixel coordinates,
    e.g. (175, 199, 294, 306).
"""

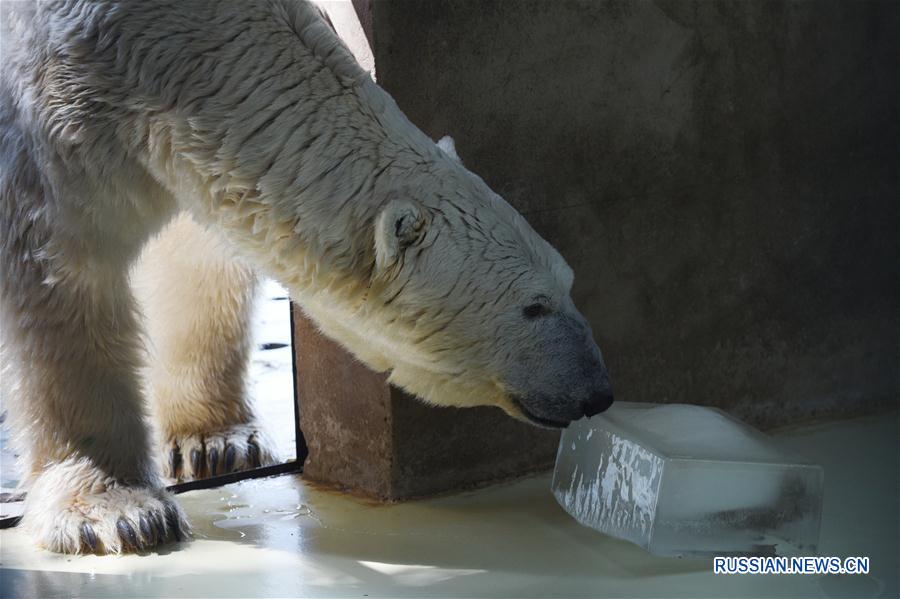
(369, 0, 899, 427)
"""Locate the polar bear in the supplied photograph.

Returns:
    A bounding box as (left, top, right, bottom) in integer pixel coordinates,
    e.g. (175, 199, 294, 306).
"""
(0, 0, 614, 554)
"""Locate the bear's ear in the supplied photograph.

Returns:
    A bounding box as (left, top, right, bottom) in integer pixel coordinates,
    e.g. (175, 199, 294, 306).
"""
(437, 135, 461, 163)
(374, 198, 428, 270)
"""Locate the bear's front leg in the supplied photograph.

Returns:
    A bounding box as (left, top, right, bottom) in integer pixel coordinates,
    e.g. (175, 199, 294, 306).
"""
(134, 214, 277, 482)
(2, 228, 189, 554)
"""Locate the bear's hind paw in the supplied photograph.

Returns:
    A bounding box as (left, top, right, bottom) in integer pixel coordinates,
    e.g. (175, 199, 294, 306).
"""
(162, 424, 277, 482)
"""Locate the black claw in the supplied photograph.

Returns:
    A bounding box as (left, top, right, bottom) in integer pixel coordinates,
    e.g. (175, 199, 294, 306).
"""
(117, 517, 140, 551)
(247, 436, 261, 468)
(139, 514, 153, 545)
(170, 446, 183, 479)
(145, 513, 157, 545)
(165, 504, 183, 542)
(190, 448, 202, 478)
(209, 447, 220, 476)
(224, 444, 236, 473)
(151, 511, 166, 545)
(80, 522, 98, 553)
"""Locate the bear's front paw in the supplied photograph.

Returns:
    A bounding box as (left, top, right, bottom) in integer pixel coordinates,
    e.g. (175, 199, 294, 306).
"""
(162, 424, 277, 482)
(22, 458, 189, 554)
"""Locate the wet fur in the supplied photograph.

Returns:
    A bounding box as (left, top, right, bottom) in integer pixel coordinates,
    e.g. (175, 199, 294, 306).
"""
(1, 0, 596, 554)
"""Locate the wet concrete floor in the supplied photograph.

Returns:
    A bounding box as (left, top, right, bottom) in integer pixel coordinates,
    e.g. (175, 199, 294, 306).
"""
(1, 411, 896, 598)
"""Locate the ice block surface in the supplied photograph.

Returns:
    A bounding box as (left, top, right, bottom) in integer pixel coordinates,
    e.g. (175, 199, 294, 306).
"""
(552, 402, 823, 557)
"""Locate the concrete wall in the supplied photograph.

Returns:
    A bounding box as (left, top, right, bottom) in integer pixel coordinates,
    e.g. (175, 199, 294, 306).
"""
(369, 0, 899, 427)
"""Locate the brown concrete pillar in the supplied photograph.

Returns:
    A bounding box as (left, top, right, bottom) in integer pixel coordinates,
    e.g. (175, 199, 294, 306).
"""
(292, 306, 560, 500)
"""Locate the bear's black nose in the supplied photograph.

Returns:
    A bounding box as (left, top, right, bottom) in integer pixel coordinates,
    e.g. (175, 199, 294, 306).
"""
(583, 388, 614, 418)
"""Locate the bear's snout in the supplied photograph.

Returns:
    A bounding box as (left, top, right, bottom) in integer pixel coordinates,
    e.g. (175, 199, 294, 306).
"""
(583, 386, 614, 418)
(581, 356, 613, 417)
(503, 310, 615, 428)
(508, 362, 613, 428)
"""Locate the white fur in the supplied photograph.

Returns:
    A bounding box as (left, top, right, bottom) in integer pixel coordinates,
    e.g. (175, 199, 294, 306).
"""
(1, 0, 595, 556)
(22, 456, 189, 554)
(133, 213, 276, 481)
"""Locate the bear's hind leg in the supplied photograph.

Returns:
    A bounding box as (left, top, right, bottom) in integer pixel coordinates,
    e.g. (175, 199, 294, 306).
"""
(133, 214, 277, 482)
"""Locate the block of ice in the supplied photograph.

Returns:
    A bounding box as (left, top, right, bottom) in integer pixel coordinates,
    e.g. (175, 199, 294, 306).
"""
(552, 402, 823, 557)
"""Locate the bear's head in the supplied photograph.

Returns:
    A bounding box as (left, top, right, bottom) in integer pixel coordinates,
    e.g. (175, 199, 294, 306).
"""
(357, 137, 613, 428)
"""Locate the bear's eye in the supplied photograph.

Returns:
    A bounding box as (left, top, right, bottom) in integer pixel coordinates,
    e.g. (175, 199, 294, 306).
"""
(523, 303, 551, 319)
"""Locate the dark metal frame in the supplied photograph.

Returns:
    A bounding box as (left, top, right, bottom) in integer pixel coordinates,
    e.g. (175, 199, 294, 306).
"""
(0, 301, 309, 529)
